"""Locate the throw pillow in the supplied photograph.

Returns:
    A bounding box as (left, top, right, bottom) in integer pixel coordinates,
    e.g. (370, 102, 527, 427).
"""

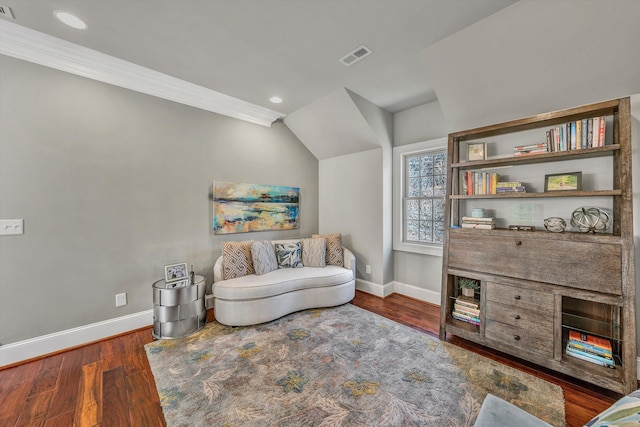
(585, 389, 640, 427)
(222, 240, 255, 280)
(301, 238, 326, 268)
(251, 240, 278, 276)
(275, 242, 303, 268)
(312, 233, 344, 266)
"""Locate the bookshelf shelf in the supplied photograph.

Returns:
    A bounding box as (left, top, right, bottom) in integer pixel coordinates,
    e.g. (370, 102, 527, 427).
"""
(439, 97, 636, 395)
(450, 189, 621, 200)
(451, 144, 619, 170)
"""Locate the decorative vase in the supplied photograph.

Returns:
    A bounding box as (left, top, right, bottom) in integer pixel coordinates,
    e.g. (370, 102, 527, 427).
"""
(570, 207, 611, 233)
(544, 217, 566, 233)
(462, 287, 475, 297)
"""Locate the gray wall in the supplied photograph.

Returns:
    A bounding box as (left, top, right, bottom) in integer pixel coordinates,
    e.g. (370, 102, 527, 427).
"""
(0, 56, 318, 345)
(392, 101, 448, 294)
(319, 149, 385, 285)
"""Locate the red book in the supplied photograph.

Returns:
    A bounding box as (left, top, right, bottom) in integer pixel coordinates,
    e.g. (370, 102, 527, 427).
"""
(598, 116, 606, 146)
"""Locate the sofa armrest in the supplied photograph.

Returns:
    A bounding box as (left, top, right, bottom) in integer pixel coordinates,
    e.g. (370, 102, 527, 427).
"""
(213, 255, 224, 283)
(343, 247, 356, 278)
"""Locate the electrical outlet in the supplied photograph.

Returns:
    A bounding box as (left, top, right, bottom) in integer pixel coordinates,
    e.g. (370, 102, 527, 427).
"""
(365, 265, 371, 274)
(115, 293, 127, 307)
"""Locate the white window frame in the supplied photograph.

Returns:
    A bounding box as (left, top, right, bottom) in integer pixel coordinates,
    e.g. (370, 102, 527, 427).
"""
(393, 137, 447, 256)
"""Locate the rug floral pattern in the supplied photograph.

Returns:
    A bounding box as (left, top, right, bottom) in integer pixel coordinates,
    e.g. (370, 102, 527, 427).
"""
(145, 304, 565, 426)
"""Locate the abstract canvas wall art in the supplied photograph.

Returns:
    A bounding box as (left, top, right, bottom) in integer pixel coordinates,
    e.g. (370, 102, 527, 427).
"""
(213, 181, 299, 234)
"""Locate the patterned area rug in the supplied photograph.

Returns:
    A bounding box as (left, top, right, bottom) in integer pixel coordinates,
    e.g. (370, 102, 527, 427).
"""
(145, 304, 565, 426)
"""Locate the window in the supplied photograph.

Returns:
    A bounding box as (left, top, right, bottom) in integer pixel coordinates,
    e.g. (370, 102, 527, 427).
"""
(393, 138, 447, 256)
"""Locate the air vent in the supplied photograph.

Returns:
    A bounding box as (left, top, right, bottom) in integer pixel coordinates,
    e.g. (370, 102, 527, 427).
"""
(0, 4, 15, 19)
(338, 44, 373, 67)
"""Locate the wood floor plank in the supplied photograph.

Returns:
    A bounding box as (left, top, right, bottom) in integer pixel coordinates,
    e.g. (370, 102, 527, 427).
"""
(14, 389, 54, 427)
(125, 371, 165, 426)
(0, 360, 39, 425)
(102, 366, 130, 427)
(74, 361, 103, 427)
(46, 347, 84, 419)
(43, 410, 74, 427)
(122, 330, 147, 377)
(99, 335, 124, 372)
(28, 356, 63, 397)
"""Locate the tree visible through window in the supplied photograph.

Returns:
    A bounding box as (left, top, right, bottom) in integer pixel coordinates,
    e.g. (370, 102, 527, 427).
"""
(404, 151, 446, 244)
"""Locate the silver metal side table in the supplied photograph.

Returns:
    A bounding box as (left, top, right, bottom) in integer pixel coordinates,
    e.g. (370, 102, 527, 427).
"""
(152, 275, 206, 339)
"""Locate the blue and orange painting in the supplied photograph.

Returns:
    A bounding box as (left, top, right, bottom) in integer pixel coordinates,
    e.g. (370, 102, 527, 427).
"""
(213, 181, 299, 234)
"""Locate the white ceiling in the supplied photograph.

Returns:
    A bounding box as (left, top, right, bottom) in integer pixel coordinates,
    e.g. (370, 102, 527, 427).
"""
(0, 0, 516, 115)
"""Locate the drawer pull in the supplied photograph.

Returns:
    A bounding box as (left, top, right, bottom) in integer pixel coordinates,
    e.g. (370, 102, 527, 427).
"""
(514, 314, 521, 320)
(513, 335, 521, 341)
(514, 295, 521, 300)
(515, 240, 522, 246)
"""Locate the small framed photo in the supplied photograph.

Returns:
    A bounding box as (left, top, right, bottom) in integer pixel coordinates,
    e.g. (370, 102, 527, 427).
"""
(544, 172, 582, 192)
(467, 142, 487, 161)
(164, 262, 188, 283)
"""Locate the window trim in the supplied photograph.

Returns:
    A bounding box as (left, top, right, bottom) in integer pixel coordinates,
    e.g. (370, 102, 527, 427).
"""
(393, 137, 447, 256)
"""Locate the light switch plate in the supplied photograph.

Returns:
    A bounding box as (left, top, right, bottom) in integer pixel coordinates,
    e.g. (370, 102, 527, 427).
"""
(0, 219, 23, 235)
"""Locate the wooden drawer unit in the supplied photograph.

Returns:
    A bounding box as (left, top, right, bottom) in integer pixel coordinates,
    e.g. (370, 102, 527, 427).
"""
(448, 232, 622, 295)
(484, 282, 554, 358)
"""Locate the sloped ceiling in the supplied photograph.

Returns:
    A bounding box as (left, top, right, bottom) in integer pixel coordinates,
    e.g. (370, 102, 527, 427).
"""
(284, 88, 391, 160)
(421, 0, 640, 132)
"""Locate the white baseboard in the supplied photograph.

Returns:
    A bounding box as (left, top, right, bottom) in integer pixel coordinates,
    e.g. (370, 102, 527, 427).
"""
(356, 279, 440, 305)
(0, 309, 153, 367)
(392, 281, 441, 306)
(355, 279, 394, 297)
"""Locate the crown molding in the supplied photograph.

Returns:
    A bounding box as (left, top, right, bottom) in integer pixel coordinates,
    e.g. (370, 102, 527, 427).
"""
(0, 20, 284, 127)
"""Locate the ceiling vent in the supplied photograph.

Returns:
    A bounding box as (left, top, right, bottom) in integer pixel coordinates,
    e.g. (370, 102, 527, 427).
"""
(0, 4, 14, 19)
(339, 44, 372, 67)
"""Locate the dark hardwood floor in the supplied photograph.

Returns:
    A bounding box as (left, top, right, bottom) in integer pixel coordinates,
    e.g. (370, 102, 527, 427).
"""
(0, 291, 621, 426)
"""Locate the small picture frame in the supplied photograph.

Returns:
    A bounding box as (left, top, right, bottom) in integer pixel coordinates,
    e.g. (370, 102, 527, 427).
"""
(467, 142, 487, 161)
(544, 172, 582, 192)
(164, 262, 188, 283)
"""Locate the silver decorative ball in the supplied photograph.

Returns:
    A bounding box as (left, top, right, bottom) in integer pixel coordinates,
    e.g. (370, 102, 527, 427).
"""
(570, 207, 611, 233)
(544, 217, 566, 233)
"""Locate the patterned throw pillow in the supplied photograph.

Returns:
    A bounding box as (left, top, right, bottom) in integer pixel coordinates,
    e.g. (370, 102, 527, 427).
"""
(312, 233, 344, 266)
(222, 241, 255, 280)
(585, 389, 640, 427)
(251, 240, 278, 276)
(275, 242, 303, 269)
(301, 238, 326, 268)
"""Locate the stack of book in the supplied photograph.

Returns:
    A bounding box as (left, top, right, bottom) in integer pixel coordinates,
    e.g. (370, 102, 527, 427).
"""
(461, 216, 495, 230)
(452, 296, 480, 326)
(566, 330, 614, 369)
(496, 181, 526, 193)
(514, 143, 549, 156)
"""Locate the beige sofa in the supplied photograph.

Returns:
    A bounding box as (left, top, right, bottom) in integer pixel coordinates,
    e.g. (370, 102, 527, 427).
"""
(212, 239, 356, 326)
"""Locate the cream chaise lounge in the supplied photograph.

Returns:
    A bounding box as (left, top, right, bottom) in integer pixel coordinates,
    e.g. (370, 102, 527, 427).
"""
(212, 237, 356, 326)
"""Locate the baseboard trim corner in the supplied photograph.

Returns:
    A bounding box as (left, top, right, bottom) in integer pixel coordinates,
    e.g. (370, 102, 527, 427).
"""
(0, 309, 153, 367)
(392, 281, 441, 306)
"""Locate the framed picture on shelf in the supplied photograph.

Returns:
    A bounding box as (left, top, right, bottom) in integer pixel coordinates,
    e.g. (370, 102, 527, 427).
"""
(544, 172, 582, 192)
(164, 262, 188, 283)
(467, 142, 487, 161)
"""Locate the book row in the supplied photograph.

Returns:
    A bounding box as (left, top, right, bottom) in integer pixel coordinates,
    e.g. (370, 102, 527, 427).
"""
(462, 173, 528, 195)
(565, 330, 615, 369)
(543, 116, 606, 152)
(452, 296, 480, 326)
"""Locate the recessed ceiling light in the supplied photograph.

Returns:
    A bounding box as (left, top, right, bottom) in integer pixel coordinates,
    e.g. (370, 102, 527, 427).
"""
(54, 11, 87, 30)
(269, 96, 283, 104)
